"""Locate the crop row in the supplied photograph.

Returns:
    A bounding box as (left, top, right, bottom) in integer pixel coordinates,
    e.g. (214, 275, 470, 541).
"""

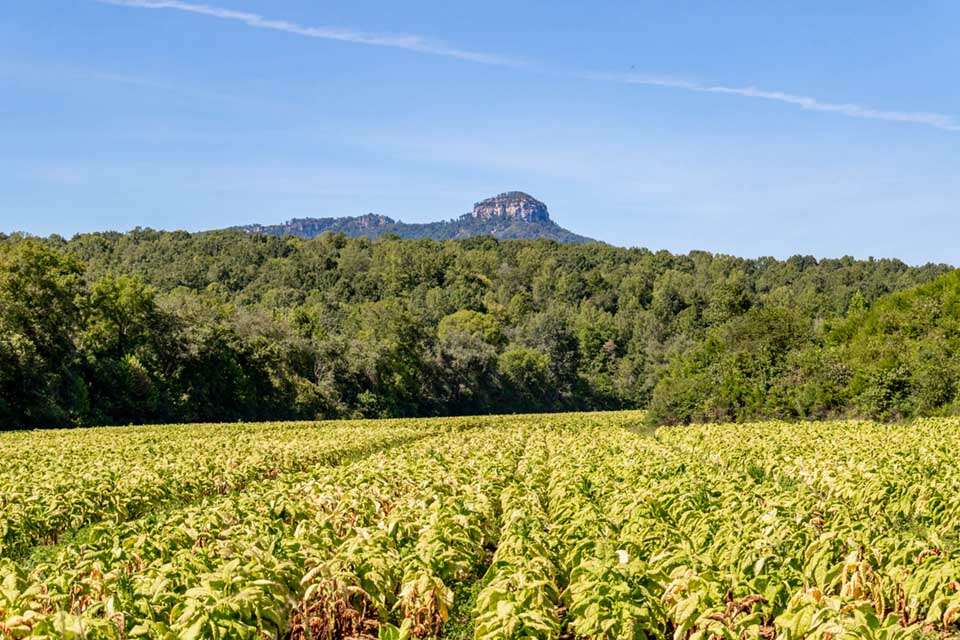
(0, 414, 578, 637)
(0, 418, 460, 560)
(6, 412, 959, 639)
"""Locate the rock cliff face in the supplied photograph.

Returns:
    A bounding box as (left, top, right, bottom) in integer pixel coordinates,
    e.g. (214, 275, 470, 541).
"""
(355, 213, 393, 229)
(242, 214, 397, 238)
(471, 192, 550, 222)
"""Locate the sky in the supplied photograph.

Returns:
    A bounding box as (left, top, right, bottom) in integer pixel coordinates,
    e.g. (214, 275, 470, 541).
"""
(2, 1, 958, 264)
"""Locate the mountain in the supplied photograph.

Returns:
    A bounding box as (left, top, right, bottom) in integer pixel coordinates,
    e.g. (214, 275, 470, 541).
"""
(239, 192, 594, 243)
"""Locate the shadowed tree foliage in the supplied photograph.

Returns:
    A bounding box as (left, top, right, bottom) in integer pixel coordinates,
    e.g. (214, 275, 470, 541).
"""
(0, 240, 85, 426)
(0, 228, 954, 428)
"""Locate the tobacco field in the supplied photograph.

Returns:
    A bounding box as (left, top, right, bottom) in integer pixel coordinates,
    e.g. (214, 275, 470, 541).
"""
(2, 411, 960, 639)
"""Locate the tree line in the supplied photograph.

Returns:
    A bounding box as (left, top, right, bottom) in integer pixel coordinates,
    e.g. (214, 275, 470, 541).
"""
(0, 229, 954, 429)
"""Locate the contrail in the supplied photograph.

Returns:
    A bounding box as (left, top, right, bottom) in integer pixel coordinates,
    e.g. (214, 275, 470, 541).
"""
(582, 72, 960, 132)
(98, 0, 958, 133)
(98, 0, 524, 67)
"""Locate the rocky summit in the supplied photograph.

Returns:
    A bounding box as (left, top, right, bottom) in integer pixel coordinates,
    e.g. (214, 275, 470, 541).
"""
(236, 192, 593, 244)
(471, 192, 550, 223)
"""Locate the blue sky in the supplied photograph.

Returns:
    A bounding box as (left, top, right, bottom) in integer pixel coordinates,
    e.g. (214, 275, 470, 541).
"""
(2, 1, 958, 264)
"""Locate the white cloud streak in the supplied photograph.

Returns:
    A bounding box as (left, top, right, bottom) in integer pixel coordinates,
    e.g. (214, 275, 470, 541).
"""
(582, 72, 960, 132)
(98, 0, 959, 133)
(97, 0, 524, 66)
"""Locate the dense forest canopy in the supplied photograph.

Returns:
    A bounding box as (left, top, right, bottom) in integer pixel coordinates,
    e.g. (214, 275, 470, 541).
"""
(0, 228, 954, 429)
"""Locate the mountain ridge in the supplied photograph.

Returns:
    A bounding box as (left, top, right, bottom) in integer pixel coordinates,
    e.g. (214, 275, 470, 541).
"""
(238, 192, 594, 244)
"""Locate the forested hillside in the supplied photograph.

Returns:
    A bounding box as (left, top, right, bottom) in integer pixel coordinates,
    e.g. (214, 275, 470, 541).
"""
(238, 210, 591, 244)
(238, 191, 593, 243)
(0, 228, 953, 428)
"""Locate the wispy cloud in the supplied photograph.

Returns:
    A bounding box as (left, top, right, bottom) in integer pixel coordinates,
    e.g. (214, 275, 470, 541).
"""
(97, 0, 523, 67)
(96, 0, 958, 133)
(582, 72, 960, 132)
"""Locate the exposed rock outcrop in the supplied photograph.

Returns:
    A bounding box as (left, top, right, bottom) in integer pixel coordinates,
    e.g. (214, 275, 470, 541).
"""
(471, 192, 550, 223)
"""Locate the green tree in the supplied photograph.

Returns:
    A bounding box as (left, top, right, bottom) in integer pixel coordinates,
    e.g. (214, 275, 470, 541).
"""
(0, 241, 85, 427)
(437, 310, 504, 346)
(497, 347, 551, 412)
